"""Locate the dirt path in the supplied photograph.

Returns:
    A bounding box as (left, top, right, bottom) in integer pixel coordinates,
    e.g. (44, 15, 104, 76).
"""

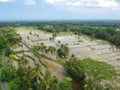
(41, 58, 67, 79)
(0, 78, 7, 90)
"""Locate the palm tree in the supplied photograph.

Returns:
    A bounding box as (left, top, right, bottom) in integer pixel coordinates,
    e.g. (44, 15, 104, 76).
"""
(70, 54, 76, 61)
(63, 44, 69, 57)
(57, 44, 69, 58)
(38, 70, 60, 90)
(40, 42, 46, 53)
(48, 46, 56, 55)
(22, 67, 34, 90)
(32, 63, 45, 90)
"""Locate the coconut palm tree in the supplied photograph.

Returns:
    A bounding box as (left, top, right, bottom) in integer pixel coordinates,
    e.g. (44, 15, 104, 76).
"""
(57, 44, 69, 58)
(32, 63, 45, 90)
(38, 70, 60, 90)
(40, 42, 47, 53)
(22, 67, 34, 90)
(48, 46, 56, 55)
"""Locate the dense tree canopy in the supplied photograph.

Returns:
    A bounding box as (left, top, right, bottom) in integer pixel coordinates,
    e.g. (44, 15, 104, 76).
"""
(0, 27, 21, 51)
(0, 34, 8, 51)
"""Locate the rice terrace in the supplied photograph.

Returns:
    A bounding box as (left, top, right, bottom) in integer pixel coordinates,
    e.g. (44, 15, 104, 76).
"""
(0, 0, 120, 90)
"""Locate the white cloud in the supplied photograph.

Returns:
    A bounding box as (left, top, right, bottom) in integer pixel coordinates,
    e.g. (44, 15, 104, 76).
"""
(0, 0, 14, 3)
(0, 0, 37, 6)
(23, 0, 36, 6)
(44, 0, 120, 9)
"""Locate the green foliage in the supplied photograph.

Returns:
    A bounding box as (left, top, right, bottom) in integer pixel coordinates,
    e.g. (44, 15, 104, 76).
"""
(0, 27, 20, 46)
(1, 57, 71, 90)
(79, 26, 120, 46)
(0, 34, 8, 51)
(52, 33, 57, 39)
(1, 67, 16, 82)
(80, 58, 116, 80)
(65, 58, 116, 89)
(109, 32, 120, 46)
(37, 70, 60, 90)
(9, 78, 22, 90)
(0, 55, 2, 67)
(57, 44, 69, 58)
(0, 85, 2, 90)
(6, 47, 13, 56)
(47, 46, 56, 54)
(2, 62, 72, 90)
(0, 26, 21, 56)
(59, 77, 72, 90)
(29, 31, 32, 35)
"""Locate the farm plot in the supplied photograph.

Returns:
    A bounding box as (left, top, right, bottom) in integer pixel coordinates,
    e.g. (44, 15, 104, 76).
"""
(16, 27, 120, 67)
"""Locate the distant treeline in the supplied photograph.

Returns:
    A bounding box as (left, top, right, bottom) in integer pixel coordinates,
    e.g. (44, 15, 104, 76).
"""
(0, 21, 120, 46)
(1, 20, 120, 27)
(76, 26, 120, 46)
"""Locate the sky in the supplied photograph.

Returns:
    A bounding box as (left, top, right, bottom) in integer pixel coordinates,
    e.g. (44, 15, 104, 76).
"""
(0, 0, 120, 21)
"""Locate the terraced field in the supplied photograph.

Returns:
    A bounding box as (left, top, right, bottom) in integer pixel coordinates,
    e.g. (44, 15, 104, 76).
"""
(14, 27, 120, 79)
